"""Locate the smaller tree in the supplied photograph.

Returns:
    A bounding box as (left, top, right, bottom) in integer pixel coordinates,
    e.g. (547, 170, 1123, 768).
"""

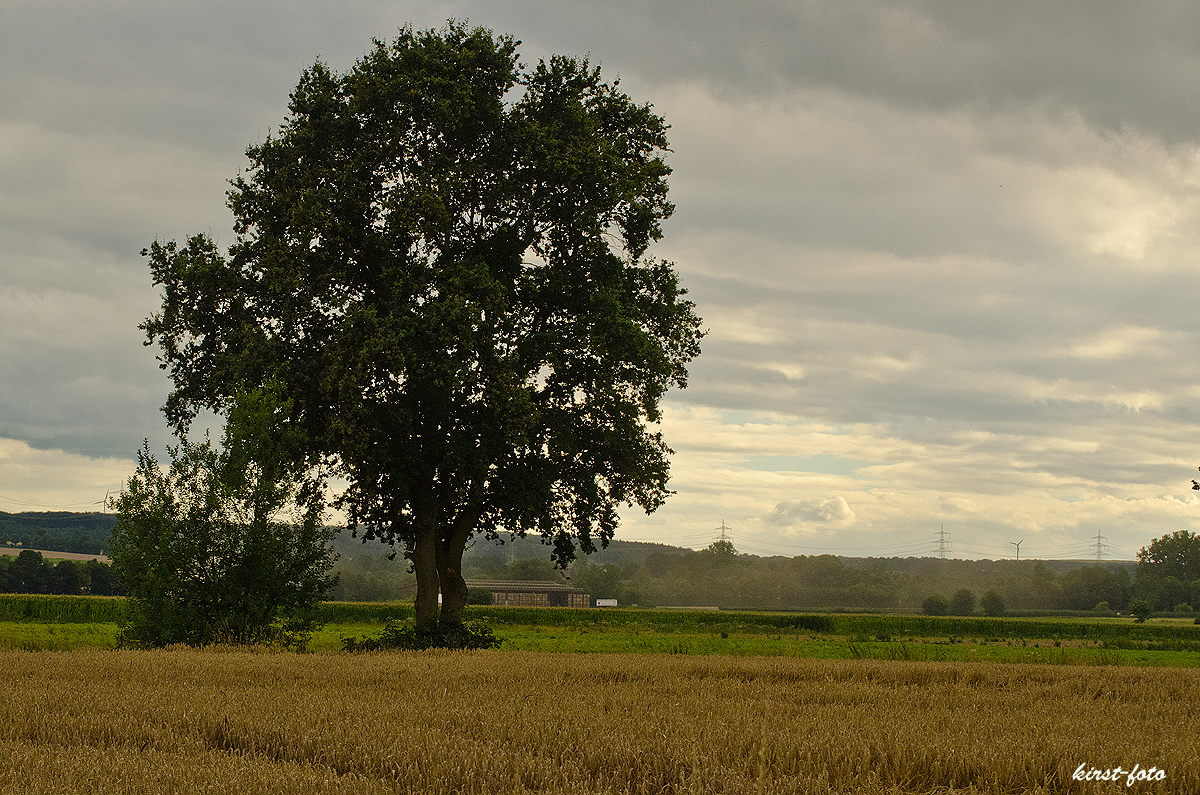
(571, 561, 626, 604)
(922, 594, 949, 616)
(949, 588, 977, 616)
(1128, 598, 1153, 623)
(501, 557, 566, 582)
(704, 540, 739, 557)
(980, 590, 1006, 616)
(1138, 530, 1200, 583)
(11, 550, 48, 594)
(51, 560, 84, 595)
(110, 389, 336, 647)
(84, 559, 118, 595)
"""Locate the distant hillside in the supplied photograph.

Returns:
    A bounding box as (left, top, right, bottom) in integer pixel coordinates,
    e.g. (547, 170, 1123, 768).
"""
(329, 530, 691, 601)
(7, 512, 1156, 611)
(0, 511, 688, 568)
(331, 529, 690, 563)
(0, 511, 116, 555)
(466, 534, 690, 568)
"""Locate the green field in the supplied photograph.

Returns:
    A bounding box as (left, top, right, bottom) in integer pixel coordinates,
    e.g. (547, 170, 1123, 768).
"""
(2, 596, 1198, 667)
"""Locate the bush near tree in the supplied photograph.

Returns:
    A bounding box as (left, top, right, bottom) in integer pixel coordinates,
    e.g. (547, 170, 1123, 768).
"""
(110, 389, 336, 648)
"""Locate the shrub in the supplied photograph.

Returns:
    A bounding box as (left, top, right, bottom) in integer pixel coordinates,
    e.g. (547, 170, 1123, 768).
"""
(466, 588, 494, 606)
(922, 595, 949, 616)
(342, 619, 501, 652)
(1174, 602, 1194, 615)
(949, 589, 976, 616)
(1128, 599, 1153, 623)
(110, 390, 336, 649)
(1093, 601, 1111, 614)
(980, 591, 1006, 617)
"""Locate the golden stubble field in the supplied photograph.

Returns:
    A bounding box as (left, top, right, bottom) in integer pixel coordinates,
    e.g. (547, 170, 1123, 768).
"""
(0, 649, 1193, 794)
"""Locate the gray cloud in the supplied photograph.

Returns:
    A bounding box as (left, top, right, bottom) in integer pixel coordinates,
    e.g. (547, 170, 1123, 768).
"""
(4, 0, 1200, 554)
(496, 0, 1200, 142)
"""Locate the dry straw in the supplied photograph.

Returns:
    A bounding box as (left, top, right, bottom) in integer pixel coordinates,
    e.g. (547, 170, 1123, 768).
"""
(0, 649, 1191, 793)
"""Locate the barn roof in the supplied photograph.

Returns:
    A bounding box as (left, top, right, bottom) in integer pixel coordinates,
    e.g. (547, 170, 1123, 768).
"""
(465, 579, 584, 593)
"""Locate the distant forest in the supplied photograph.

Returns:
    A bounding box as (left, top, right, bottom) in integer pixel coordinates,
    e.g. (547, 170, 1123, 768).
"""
(7, 511, 1187, 613)
(0, 511, 115, 555)
(0, 512, 120, 596)
(0, 550, 121, 596)
(330, 531, 1156, 614)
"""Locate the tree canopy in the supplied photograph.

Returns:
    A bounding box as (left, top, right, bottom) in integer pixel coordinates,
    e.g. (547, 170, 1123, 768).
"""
(1137, 530, 1200, 584)
(141, 22, 703, 631)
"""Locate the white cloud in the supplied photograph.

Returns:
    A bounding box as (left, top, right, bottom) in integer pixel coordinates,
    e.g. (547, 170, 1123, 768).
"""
(1065, 326, 1169, 359)
(767, 496, 857, 529)
(1024, 153, 1198, 262)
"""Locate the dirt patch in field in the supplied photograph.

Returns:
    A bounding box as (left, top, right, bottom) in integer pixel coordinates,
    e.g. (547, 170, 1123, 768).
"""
(0, 547, 109, 563)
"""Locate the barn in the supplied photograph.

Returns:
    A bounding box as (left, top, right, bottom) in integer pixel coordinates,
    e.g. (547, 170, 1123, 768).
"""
(466, 579, 590, 608)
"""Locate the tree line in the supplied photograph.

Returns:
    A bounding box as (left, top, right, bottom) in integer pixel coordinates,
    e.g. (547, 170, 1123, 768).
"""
(585, 545, 1139, 613)
(0, 550, 121, 596)
(326, 535, 1151, 613)
(16, 506, 1199, 617)
(0, 511, 115, 555)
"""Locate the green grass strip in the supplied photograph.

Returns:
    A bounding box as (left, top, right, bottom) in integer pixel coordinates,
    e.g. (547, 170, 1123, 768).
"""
(0, 595, 128, 623)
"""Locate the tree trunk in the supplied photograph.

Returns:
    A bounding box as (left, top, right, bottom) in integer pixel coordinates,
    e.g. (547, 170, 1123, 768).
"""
(436, 543, 468, 628)
(410, 524, 440, 632)
(436, 507, 482, 628)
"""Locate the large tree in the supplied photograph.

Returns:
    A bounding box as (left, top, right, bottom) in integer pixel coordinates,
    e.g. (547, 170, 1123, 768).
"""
(142, 22, 703, 631)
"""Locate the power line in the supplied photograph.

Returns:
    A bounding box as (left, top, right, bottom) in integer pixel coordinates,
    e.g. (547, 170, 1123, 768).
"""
(631, 525, 1144, 561)
(725, 534, 939, 558)
(1107, 542, 1140, 557)
(0, 494, 108, 511)
(935, 525, 952, 559)
(636, 532, 717, 543)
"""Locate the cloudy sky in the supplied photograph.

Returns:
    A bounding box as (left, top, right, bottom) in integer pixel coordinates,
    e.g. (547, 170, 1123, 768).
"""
(5, 0, 1200, 560)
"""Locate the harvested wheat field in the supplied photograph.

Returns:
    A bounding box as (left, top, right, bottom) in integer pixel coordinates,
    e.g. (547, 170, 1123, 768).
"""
(0, 649, 1192, 794)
